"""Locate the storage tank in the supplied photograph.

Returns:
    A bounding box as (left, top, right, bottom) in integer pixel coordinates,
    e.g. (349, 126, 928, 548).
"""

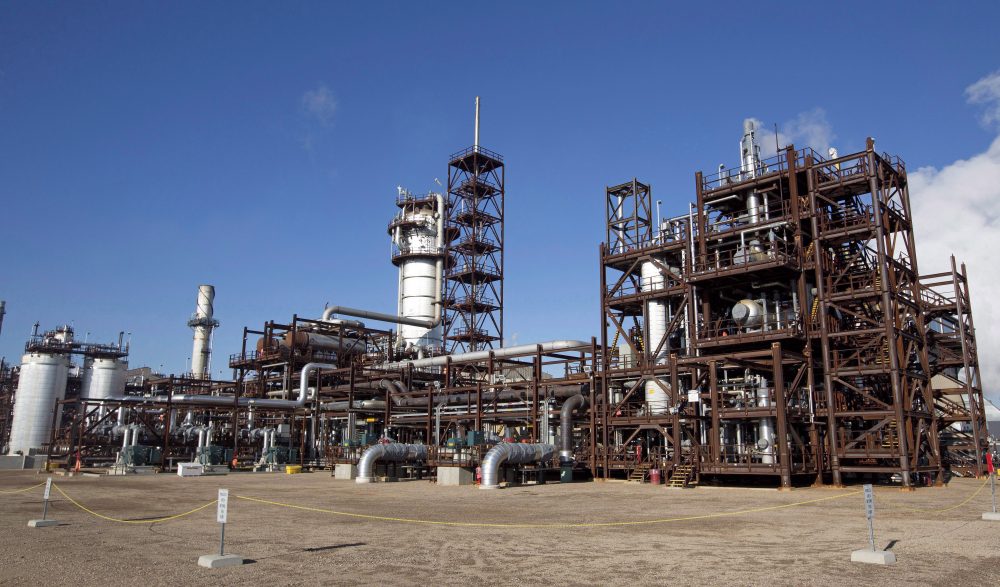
(82, 357, 127, 401)
(7, 352, 70, 455)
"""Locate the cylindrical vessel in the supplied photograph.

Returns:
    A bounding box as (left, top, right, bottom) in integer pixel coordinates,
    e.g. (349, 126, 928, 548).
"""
(642, 260, 669, 415)
(189, 285, 216, 378)
(82, 357, 127, 400)
(399, 257, 440, 348)
(7, 352, 70, 455)
(392, 203, 443, 351)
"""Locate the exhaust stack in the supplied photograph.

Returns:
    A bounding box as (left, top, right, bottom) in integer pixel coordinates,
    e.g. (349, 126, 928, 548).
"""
(187, 285, 219, 379)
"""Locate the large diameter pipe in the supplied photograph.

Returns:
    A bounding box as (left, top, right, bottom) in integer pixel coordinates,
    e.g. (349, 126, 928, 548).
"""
(322, 306, 436, 329)
(380, 340, 590, 370)
(356, 443, 428, 483)
(111, 362, 334, 410)
(559, 394, 588, 464)
(480, 443, 555, 489)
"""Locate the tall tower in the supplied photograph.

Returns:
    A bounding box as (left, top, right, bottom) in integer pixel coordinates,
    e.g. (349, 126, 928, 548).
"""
(443, 97, 505, 353)
(188, 285, 219, 378)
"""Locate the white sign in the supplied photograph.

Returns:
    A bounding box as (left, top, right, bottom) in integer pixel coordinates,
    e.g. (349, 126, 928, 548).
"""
(863, 484, 874, 520)
(43, 478, 52, 500)
(687, 390, 700, 403)
(217, 488, 229, 524)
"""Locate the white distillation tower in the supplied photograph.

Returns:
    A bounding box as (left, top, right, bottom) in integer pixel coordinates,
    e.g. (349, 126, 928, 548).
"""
(642, 259, 671, 415)
(6, 326, 74, 455)
(390, 187, 445, 356)
(187, 285, 219, 379)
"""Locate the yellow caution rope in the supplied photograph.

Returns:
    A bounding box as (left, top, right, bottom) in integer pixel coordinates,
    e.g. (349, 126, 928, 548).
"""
(234, 490, 861, 528)
(875, 476, 991, 514)
(0, 482, 46, 494)
(53, 484, 217, 524)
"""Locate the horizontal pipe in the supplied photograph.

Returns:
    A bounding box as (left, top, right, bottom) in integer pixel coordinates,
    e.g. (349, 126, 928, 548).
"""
(323, 306, 436, 328)
(380, 340, 590, 370)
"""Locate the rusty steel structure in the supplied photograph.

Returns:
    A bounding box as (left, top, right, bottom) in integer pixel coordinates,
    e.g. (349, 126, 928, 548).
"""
(443, 144, 505, 353)
(597, 131, 989, 489)
(24, 116, 987, 492)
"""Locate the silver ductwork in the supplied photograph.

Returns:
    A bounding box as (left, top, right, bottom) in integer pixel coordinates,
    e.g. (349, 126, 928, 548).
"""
(480, 442, 555, 489)
(559, 394, 588, 464)
(356, 443, 428, 483)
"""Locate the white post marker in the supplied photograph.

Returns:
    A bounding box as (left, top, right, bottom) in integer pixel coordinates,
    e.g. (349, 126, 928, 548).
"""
(851, 484, 896, 565)
(198, 488, 244, 568)
(28, 478, 59, 528)
(983, 454, 999, 521)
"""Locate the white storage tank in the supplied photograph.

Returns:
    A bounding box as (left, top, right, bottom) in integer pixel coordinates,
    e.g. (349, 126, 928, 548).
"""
(7, 352, 70, 455)
(82, 357, 127, 400)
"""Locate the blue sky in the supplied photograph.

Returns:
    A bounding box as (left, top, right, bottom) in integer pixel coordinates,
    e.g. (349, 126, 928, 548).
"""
(2, 2, 999, 391)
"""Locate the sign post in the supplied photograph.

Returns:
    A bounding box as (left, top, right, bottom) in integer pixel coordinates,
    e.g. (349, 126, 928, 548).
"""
(197, 488, 244, 568)
(984, 452, 1000, 521)
(850, 483, 896, 565)
(28, 478, 58, 528)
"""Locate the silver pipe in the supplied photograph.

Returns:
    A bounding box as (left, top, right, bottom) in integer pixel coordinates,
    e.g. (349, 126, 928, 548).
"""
(356, 443, 428, 483)
(480, 443, 555, 489)
(380, 340, 589, 370)
(559, 395, 587, 464)
(322, 306, 436, 328)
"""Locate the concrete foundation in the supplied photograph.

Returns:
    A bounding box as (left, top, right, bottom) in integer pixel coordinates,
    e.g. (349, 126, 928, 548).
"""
(0, 455, 37, 470)
(335, 464, 357, 480)
(198, 554, 245, 569)
(981, 512, 1000, 521)
(437, 466, 473, 486)
(851, 549, 896, 565)
(28, 519, 58, 528)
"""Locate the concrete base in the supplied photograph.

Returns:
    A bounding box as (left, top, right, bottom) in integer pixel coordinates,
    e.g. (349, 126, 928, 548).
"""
(198, 554, 245, 569)
(437, 466, 474, 486)
(851, 549, 896, 565)
(981, 512, 1000, 521)
(28, 519, 59, 528)
(0, 455, 37, 470)
(335, 464, 358, 480)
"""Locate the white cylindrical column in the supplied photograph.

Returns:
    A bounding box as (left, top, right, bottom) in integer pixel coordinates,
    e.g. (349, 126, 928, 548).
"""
(7, 352, 70, 455)
(188, 285, 218, 379)
(642, 259, 669, 415)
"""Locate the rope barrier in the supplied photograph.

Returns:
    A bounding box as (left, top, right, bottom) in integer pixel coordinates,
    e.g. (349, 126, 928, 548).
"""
(234, 490, 861, 528)
(0, 482, 46, 494)
(0, 476, 987, 528)
(875, 476, 991, 514)
(52, 484, 217, 524)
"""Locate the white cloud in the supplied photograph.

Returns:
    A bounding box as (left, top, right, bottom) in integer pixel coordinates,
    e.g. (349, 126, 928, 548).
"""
(301, 85, 337, 126)
(965, 70, 1000, 127)
(749, 108, 836, 159)
(910, 134, 1000, 415)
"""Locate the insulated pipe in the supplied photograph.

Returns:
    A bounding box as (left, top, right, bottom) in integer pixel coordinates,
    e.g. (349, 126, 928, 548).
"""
(480, 443, 555, 489)
(322, 306, 436, 329)
(380, 340, 590, 370)
(559, 395, 588, 464)
(111, 362, 335, 410)
(390, 383, 586, 408)
(356, 443, 428, 483)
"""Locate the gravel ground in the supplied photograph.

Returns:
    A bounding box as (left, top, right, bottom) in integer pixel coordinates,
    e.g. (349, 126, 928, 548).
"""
(0, 470, 996, 586)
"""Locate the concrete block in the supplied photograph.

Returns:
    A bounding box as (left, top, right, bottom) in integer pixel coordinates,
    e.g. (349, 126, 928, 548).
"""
(851, 549, 896, 565)
(437, 466, 474, 486)
(982, 512, 1000, 521)
(177, 463, 204, 477)
(198, 554, 245, 569)
(28, 519, 59, 528)
(335, 463, 357, 480)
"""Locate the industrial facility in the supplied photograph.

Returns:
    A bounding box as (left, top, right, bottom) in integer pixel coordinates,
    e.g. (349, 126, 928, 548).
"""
(0, 105, 990, 491)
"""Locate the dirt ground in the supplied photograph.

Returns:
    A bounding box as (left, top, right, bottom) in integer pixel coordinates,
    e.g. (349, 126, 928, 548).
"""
(0, 470, 996, 586)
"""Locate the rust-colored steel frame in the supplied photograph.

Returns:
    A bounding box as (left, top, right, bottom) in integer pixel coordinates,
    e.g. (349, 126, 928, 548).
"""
(443, 145, 505, 353)
(597, 138, 977, 488)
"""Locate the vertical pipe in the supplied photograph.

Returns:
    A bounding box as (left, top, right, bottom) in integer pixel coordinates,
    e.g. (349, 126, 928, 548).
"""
(188, 285, 218, 379)
(474, 96, 480, 149)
